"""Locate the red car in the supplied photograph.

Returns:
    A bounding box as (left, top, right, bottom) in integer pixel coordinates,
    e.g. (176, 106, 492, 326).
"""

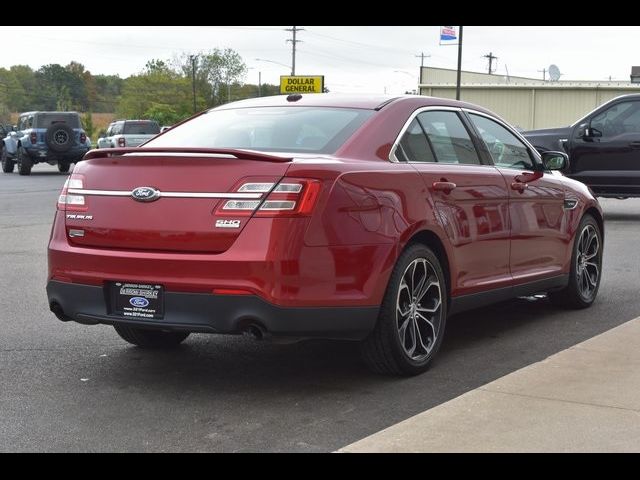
(47, 94, 604, 376)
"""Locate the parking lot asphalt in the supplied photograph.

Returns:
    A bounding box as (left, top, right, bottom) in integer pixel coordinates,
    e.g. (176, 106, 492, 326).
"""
(1, 164, 639, 452)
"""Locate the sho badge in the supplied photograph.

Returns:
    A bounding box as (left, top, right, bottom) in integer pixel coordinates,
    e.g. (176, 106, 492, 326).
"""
(215, 219, 241, 229)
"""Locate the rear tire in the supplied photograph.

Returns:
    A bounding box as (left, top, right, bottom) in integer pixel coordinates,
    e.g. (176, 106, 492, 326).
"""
(16, 147, 32, 176)
(360, 244, 448, 376)
(57, 162, 70, 173)
(1, 147, 15, 173)
(549, 214, 602, 309)
(114, 325, 189, 348)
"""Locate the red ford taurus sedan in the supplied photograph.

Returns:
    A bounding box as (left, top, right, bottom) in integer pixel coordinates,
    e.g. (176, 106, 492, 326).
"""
(47, 94, 603, 376)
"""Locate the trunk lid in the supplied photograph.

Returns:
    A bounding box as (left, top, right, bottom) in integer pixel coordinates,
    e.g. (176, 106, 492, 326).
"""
(65, 151, 291, 253)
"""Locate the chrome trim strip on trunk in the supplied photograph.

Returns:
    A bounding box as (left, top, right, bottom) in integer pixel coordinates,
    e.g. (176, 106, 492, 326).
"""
(67, 188, 262, 199)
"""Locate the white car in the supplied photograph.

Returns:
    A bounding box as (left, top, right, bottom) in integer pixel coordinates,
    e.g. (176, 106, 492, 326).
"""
(97, 120, 161, 149)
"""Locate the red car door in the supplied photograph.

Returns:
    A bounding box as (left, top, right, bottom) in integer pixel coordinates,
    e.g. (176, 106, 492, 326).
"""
(395, 109, 511, 296)
(466, 112, 568, 282)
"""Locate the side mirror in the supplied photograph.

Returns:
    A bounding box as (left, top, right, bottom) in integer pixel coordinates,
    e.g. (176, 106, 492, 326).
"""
(12, 125, 17, 131)
(541, 151, 568, 171)
(584, 127, 603, 138)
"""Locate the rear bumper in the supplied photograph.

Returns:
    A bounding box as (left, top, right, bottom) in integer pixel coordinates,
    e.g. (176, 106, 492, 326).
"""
(46, 280, 378, 340)
(25, 146, 89, 161)
(49, 212, 396, 308)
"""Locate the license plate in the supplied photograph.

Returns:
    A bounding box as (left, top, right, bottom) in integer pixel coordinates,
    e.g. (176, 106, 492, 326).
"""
(110, 282, 164, 319)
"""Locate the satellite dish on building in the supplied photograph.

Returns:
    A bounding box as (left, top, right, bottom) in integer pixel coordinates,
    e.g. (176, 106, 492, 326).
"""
(549, 64, 561, 82)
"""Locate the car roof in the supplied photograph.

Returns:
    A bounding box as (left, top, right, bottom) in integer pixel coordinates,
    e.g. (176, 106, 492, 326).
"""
(20, 111, 80, 115)
(112, 119, 158, 123)
(211, 93, 494, 115)
(570, 93, 640, 128)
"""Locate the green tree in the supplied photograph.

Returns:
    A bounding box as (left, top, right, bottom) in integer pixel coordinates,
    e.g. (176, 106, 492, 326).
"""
(82, 111, 94, 139)
(234, 82, 280, 100)
(176, 49, 247, 107)
(94, 75, 123, 113)
(35, 64, 87, 111)
(0, 68, 26, 117)
(9, 65, 36, 111)
(144, 103, 186, 126)
(116, 59, 200, 121)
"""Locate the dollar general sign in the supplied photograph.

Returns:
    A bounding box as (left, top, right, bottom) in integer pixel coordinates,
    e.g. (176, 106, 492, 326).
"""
(280, 76, 324, 94)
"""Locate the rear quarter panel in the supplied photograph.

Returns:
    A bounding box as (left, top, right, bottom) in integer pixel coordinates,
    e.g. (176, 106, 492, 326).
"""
(287, 159, 453, 306)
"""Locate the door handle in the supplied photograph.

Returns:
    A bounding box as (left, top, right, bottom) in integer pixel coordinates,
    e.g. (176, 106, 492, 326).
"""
(511, 181, 528, 192)
(630, 141, 640, 149)
(432, 181, 456, 193)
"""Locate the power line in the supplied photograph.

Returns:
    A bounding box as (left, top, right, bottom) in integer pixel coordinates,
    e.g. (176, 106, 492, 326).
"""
(305, 29, 412, 54)
(296, 47, 400, 69)
(285, 26, 304, 76)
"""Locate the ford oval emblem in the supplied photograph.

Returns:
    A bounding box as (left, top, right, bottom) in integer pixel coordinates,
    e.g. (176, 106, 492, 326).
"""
(129, 297, 150, 308)
(131, 187, 160, 202)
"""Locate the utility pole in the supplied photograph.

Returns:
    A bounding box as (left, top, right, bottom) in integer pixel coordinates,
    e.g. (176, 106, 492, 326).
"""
(415, 51, 430, 67)
(538, 68, 547, 81)
(484, 52, 498, 74)
(415, 51, 430, 86)
(456, 26, 463, 100)
(285, 26, 304, 76)
(190, 55, 197, 114)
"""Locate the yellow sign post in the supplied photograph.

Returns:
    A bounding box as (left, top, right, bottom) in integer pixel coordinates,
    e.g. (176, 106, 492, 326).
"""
(280, 76, 325, 94)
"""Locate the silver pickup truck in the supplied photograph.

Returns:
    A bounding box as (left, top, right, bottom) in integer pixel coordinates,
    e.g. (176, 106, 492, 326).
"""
(97, 120, 160, 149)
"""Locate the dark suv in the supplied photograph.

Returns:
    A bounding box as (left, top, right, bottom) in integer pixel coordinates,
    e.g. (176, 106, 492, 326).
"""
(1, 111, 91, 175)
(523, 94, 640, 198)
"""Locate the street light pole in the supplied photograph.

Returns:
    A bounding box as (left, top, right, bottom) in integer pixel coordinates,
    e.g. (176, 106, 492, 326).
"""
(456, 26, 464, 100)
(255, 59, 291, 94)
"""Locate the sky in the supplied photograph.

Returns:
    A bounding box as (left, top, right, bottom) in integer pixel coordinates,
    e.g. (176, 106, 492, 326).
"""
(1, 26, 639, 94)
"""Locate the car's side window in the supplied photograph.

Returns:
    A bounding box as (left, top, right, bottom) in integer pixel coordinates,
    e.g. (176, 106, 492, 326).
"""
(469, 113, 535, 170)
(591, 101, 640, 137)
(397, 119, 437, 163)
(417, 111, 480, 165)
(27, 116, 34, 129)
(113, 122, 123, 135)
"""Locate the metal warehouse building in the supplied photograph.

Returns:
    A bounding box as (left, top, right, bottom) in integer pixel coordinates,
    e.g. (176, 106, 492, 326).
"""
(419, 67, 640, 130)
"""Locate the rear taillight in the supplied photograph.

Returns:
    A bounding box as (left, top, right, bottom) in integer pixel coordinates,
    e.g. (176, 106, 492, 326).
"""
(30, 132, 37, 144)
(57, 174, 87, 211)
(80, 132, 86, 144)
(218, 178, 321, 217)
(117, 137, 126, 147)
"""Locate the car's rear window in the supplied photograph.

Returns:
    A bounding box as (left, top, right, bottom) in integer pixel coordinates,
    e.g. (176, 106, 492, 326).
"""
(145, 107, 374, 154)
(35, 113, 80, 129)
(124, 121, 160, 135)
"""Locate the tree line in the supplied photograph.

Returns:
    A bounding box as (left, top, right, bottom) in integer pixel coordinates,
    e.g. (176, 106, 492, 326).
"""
(0, 48, 280, 127)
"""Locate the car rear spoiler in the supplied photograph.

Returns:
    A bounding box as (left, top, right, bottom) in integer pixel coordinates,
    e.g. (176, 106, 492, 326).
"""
(83, 147, 293, 163)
